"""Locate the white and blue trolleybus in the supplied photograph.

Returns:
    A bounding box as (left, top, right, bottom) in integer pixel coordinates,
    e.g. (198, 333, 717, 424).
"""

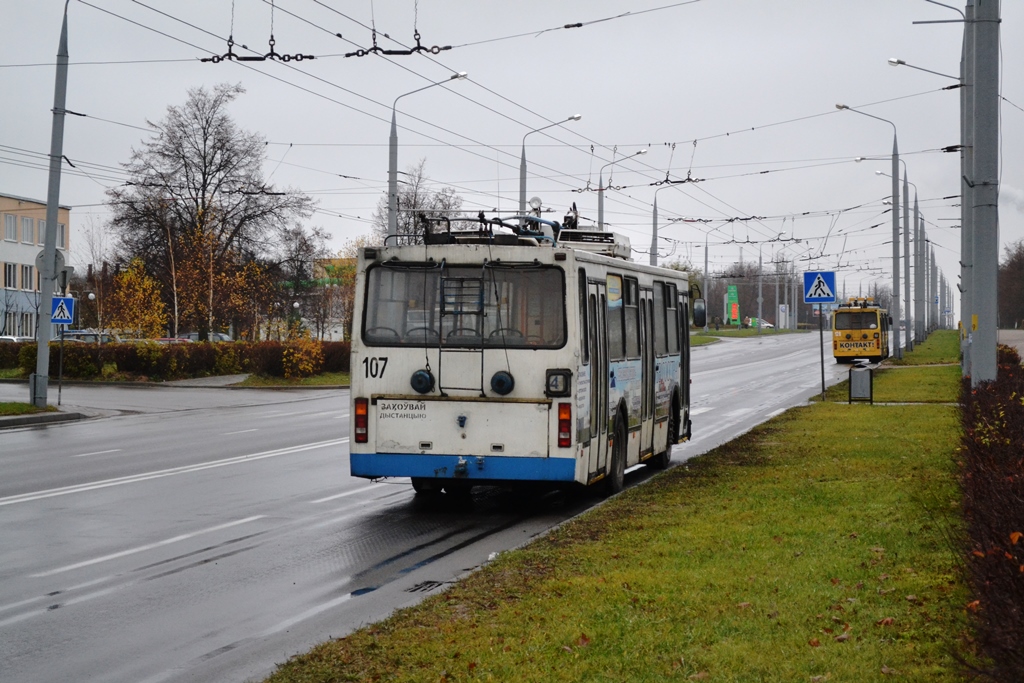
(349, 208, 706, 495)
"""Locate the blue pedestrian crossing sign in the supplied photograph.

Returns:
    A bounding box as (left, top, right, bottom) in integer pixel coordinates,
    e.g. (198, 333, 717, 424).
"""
(803, 271, 837, 304)
(51, 296, 75, 324)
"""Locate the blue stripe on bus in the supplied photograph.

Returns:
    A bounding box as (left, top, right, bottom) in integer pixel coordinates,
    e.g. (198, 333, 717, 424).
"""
(350, 453, 577, 482)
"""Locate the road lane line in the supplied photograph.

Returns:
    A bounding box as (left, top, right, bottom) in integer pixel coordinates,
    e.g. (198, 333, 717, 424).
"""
(0, 438, 348, 508)
(223, 429, 258, 435)
(311, 483, 382, 504)
(30, 516, 266, 578)
(71, 449, 122, 458)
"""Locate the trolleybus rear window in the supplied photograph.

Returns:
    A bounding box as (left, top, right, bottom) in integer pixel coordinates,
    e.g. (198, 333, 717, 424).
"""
(834, 312, 878, 330)
(362, 265, 565, 348)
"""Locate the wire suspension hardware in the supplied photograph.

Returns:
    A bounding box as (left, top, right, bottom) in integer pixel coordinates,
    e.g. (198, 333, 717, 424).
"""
(344, 29, 451, 58)
(203, 1, 314, 63)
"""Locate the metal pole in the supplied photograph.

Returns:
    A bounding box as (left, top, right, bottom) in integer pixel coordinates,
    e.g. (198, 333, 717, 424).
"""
(598, 170, 605, 230)
(960, 0, 975, 375)
(890, 134, 902, 358)
(31, 1, 70, 408)
(703, 231, 709, 332)
(971, 0, 999, 384)
(521, 115, 580, 229)
(915, 198, 924, 344)
(903, 172, 912, 351)
(931, 247, 939, 333)
(819, 304, 826, 400)
(651, 194, 658, 266)
(757, 246, 763, 334)
(387, 110, 398, 239)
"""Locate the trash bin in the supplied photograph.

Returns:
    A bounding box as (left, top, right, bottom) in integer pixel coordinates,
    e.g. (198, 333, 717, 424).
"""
(849, 363, 874, 404)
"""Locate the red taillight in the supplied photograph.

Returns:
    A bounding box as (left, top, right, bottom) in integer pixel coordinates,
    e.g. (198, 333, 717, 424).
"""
(557, 402, 571, 448)
(354, 398, 369, 443)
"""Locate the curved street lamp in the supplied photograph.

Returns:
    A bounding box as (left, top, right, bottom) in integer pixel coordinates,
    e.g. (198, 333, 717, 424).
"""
(597, 149, 647, 230)
(836, 103, 902, 358)
(519, 115, 581, 225)
(388, 72, 468, 239)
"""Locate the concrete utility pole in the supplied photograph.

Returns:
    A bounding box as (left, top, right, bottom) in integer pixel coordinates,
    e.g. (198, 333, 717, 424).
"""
(919, 217, 928, 336)
(931, 247, 939, 333)
(970, 0, 999, 384)
(903, 173, 913, 351)
(31, 1, 70, 408)
(757, 247, 763, 334)
(960, 0, 975, 374)
(913, 196, 923, 344)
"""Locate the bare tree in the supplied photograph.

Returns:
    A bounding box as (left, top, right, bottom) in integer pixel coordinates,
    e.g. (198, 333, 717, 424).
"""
(106, 83, 315, 337)
(370, 159, 463, 245)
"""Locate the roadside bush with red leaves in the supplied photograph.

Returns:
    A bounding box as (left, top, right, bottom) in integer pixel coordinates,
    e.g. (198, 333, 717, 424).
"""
(958, 345, 1024, 681)
(320, 341, 350, 373)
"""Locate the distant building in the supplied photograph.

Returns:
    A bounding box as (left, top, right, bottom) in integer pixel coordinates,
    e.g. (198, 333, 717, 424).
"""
(0, 193, 71, 338)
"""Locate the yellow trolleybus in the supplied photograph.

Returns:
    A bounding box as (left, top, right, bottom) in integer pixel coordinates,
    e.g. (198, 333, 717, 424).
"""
(832, 297, 891, 363)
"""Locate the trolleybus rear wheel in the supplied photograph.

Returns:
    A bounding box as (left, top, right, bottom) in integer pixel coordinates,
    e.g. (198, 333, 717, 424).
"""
(606, 421, 626, 495)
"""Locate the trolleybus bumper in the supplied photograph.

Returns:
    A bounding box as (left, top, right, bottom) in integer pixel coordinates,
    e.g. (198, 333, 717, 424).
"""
(350, 453, 577, 482)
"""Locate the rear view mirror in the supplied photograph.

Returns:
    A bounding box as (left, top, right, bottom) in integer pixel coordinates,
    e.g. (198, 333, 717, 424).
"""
(692, 299, 707, 328)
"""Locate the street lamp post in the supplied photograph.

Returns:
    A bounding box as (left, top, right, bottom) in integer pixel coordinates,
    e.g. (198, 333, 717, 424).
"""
(836, 104, 902, 358)
(388, 72, 467, 240)
(875, 168, 916, 352)
(597, 149, 647, 231)
(520, 115, 581, 226)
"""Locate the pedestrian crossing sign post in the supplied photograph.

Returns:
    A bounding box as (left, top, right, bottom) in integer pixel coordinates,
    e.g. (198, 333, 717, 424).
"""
(803, 271, 837, 304)
(51, 296, 75, 325)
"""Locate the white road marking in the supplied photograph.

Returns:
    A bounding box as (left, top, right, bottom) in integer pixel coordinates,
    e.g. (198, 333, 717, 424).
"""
(30, 516, 266, 578)
(261, 591, 353, 636)
(223, 429, 258, 435)
(71, 449, 122, 458)
(689, 407, 712, 416)
(0, 438, 348, 508)
(311, 483, 381, 504)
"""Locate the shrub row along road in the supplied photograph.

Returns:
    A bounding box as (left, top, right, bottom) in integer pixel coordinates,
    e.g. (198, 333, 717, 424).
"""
(0, 333, 846, 683)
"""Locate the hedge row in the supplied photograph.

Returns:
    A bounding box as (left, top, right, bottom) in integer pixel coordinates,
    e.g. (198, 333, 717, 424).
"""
(958, 345, 1024, 682)
(2, 340, 350, 380)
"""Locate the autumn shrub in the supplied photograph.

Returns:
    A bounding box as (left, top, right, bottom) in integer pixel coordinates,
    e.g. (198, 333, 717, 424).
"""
(211, 343, 243, 376)
(958, 344, 1024, 682)
(0, 342, 24, 369)
(238, 341, 285, 377)
(282, 337, 324, 379)
(102, 342, 167, 378)
(17, 342, 101, 378)
(321, 341, 350, 373)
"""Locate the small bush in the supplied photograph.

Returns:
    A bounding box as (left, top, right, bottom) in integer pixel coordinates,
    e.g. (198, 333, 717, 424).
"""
(958, 345, 1024, 681)
(18, 342, 101, 378)
(238, 341, 285, 377)
(321, 341, 350, 373)
(0, 342, 24, 369)
(282, 337, 324, 379)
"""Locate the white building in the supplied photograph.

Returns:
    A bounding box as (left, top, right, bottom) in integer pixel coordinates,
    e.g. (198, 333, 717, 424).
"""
(0, 193, 70, 338)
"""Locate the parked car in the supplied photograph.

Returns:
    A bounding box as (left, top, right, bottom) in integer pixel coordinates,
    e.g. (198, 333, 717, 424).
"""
(177, 332, 233, 342)
(60, 330, 121, 343)
(0, 335, 34, 343)
(152, 337, 191, 344)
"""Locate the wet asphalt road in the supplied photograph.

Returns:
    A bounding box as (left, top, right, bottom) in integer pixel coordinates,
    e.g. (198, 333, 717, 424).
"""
(0, 333, 845, 683)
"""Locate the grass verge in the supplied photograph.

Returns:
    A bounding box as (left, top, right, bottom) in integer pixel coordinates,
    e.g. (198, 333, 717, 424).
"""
(689, 334, 719, 347)
(0, 368, 25, 380)
(703, 327, 805, 338)
(234, 371, 350, 387)
(266, 396, 968, 681)
(0, 402, 57, 416)
(889, 330, 961, 366)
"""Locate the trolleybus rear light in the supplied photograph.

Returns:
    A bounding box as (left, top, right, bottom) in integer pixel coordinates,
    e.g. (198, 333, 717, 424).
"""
(355, 397, 369, 443)
(558, 402, 572, 448)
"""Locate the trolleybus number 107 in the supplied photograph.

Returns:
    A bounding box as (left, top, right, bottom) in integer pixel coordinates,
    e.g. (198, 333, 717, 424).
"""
(362, 356, 388, 379)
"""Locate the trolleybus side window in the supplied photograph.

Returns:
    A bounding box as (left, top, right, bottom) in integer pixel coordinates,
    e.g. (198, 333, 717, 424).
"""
(624, 276, 640, 359)
(652, 281, 668, 356)
(666, 283, 679, 355)
(606, 274, 625, 361)
(579, 269, 589, 364)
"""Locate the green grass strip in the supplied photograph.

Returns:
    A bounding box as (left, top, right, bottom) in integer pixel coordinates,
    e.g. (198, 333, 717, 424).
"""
(889, 330, 961, 366)
(266, 405, 968, 681)
(234, 371, 350, 387)
(0, 402, 57, 416)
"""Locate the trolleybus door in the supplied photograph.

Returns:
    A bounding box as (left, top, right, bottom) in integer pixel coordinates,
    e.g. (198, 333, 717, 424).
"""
(639, 288, 655, 454)
(586, 281, 609, 479)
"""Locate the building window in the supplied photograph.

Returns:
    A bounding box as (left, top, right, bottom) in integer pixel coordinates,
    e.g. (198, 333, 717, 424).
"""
(21, 265, 33, 291)
(21, 216, 34, 244)
(4, 214, 15, 241)
(37, 219, 46, 245)
(58, 223, 66, 248)
(4, 263, 16, 289)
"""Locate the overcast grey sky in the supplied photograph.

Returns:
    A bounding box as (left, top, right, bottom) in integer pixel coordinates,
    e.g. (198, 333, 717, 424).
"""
(3, 1, 1022, 312)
